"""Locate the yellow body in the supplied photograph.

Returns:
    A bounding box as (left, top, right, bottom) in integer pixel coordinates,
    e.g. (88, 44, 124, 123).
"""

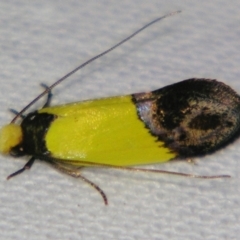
(39, 95, 176, 166)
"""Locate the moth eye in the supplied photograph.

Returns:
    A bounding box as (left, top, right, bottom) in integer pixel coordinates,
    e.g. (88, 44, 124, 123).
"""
(10, 146, 25, 157)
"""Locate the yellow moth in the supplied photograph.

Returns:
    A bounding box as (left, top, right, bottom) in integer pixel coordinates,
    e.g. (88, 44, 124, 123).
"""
(1, 11, 234, 205)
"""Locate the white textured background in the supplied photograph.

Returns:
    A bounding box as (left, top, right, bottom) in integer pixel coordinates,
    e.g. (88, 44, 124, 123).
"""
(0, 1, 239, 240)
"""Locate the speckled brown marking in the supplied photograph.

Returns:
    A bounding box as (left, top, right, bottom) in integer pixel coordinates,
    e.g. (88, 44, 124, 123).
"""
(133, 78, 240, 157)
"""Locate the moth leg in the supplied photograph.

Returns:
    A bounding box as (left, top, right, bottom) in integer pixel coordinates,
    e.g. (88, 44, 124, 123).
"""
(7, 157, 35, 179)
(49, 161, 108, 205)
(40, 83, 53, 108)
(9, 109, 25, 119)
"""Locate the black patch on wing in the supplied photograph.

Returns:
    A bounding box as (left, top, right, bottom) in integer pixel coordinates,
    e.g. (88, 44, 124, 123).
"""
(132, 78, 240, 157)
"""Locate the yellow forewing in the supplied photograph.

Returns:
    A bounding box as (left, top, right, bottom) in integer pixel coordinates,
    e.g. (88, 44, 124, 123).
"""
(39, 95, 176, 166)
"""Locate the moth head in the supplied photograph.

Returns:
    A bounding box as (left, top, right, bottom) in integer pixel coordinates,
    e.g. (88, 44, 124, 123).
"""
(0, 124, 22, 154)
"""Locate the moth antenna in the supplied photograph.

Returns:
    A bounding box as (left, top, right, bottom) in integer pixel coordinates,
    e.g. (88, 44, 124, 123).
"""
(11, 10, 181, 123)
